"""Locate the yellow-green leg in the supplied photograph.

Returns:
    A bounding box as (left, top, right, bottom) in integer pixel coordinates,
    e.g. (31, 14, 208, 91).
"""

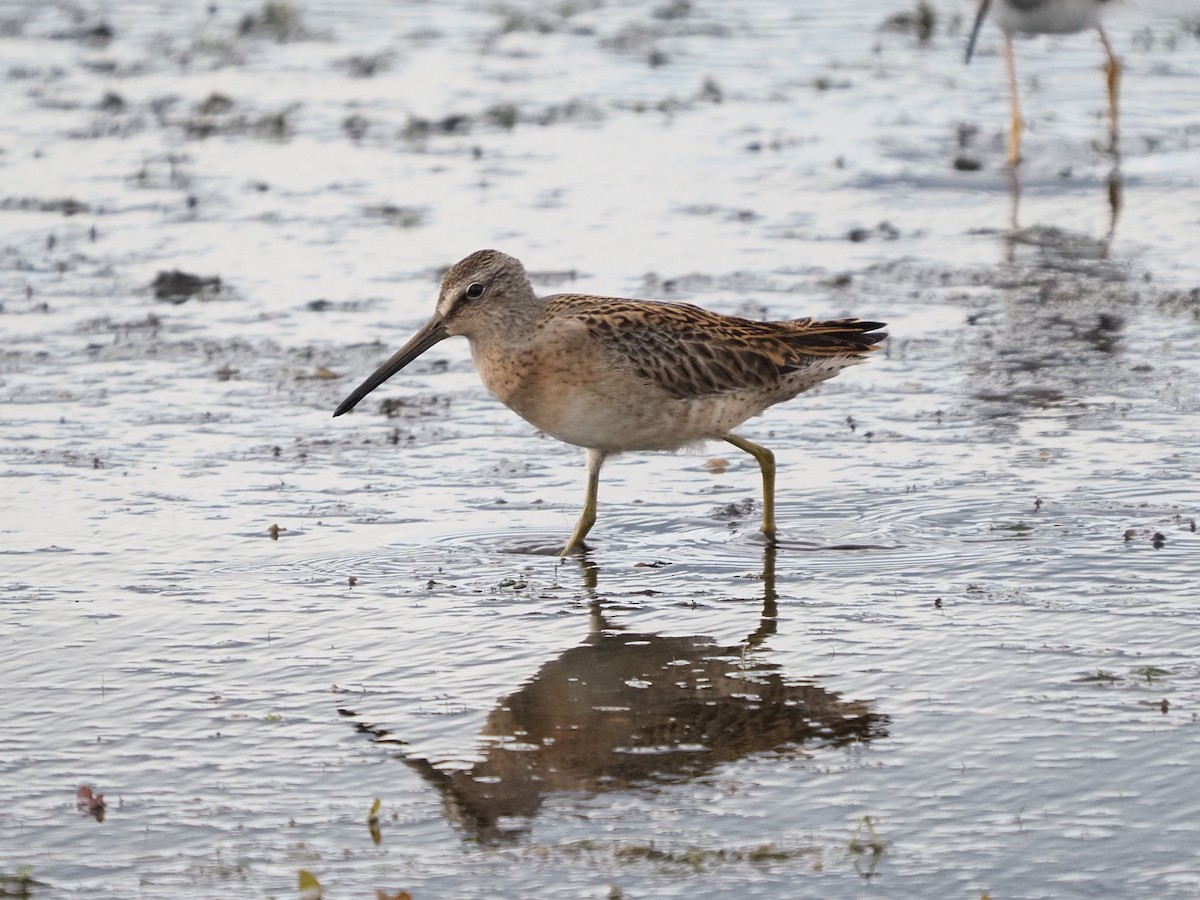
(1004, 37, 1023, 168)
(1098, 26, 1121, 152)
(725, 434, 777, 541)
(560, 448, 606, 556)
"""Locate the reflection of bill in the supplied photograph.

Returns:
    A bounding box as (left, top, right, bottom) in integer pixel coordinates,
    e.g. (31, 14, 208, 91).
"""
(344, 549, 888, 842)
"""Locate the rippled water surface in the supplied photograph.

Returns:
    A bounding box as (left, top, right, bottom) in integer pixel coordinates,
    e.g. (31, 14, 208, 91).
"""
(2, 0, 1199, 897)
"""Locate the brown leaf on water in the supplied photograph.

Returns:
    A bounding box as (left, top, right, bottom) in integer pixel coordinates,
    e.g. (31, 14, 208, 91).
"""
(75, 785, 106, 822)
(375, 891, 412, 900)
(703, 457, 728, 474)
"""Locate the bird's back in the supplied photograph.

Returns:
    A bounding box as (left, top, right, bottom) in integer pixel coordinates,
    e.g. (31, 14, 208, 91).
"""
(485, 295, 886, 452)
(552, 295, 885, 401)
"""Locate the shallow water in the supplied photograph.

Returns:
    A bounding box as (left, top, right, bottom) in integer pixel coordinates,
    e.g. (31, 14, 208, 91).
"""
(2, 0, 1200, 897)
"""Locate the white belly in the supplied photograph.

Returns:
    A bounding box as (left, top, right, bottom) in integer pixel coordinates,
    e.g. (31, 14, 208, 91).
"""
(541, 391, 767, 453)
(994, 0, 1105, 36)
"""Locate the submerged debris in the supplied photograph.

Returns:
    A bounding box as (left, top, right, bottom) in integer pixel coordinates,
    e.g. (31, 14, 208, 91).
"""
(341, 52, 394, 78)
(196, 92, 234, 115)
(712, 498, 755, 520)
(239, 2, 312, 42)
(1, 196, 91, 216)
(96, 90, 126, 112)
(881, 2, 937, 43)
(50, 20, 114, 45)
(848, 221, 901, 242)
(152, 270, 222, 303)
(343, 113, 369, 140)
(364, 204, 426, 228)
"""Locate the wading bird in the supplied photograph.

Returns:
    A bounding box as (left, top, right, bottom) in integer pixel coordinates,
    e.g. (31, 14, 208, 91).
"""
(334, 250, 886, 555)
(965, 0, 1121, 166)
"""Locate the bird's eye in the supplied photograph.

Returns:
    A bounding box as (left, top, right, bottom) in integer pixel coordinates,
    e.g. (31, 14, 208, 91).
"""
(465, 282, 485, 300)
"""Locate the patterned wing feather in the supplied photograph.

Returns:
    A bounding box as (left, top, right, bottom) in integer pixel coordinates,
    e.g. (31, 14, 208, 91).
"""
(549, 296, 886, 400)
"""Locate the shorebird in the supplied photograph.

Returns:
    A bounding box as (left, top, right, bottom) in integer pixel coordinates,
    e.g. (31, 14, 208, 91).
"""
(965, 0, 1121, 166)
(333, 250, 886, 555)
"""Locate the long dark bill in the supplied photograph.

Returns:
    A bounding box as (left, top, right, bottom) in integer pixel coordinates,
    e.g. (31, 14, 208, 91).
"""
(964, 0, 992, 64)
(332, 314, 449, 417)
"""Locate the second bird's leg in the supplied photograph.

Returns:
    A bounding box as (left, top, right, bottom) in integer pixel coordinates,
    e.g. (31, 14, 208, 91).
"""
(724, 434, 777, 541)
(1098, 26, 1121, 152)
(1004, 37, 1023, 168)
(560, 448, 607, 556)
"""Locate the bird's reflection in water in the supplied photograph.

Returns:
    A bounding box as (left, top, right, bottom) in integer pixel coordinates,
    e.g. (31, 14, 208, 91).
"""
(967, 158, 1131, 427)
(1004, 163, 1123, 264)
(344, 546, 888, 842)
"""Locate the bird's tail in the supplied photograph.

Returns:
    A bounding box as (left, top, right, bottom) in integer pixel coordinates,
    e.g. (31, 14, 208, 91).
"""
(785, 318, 888, 358)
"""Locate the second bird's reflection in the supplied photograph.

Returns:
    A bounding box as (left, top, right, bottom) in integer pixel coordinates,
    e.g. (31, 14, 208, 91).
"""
(1004, 164, 1123, 263)
(345, 547, 889, 842)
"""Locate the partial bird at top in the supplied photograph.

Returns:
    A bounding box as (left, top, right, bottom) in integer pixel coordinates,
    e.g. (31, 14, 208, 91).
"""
(965, 0, 1121, 166)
